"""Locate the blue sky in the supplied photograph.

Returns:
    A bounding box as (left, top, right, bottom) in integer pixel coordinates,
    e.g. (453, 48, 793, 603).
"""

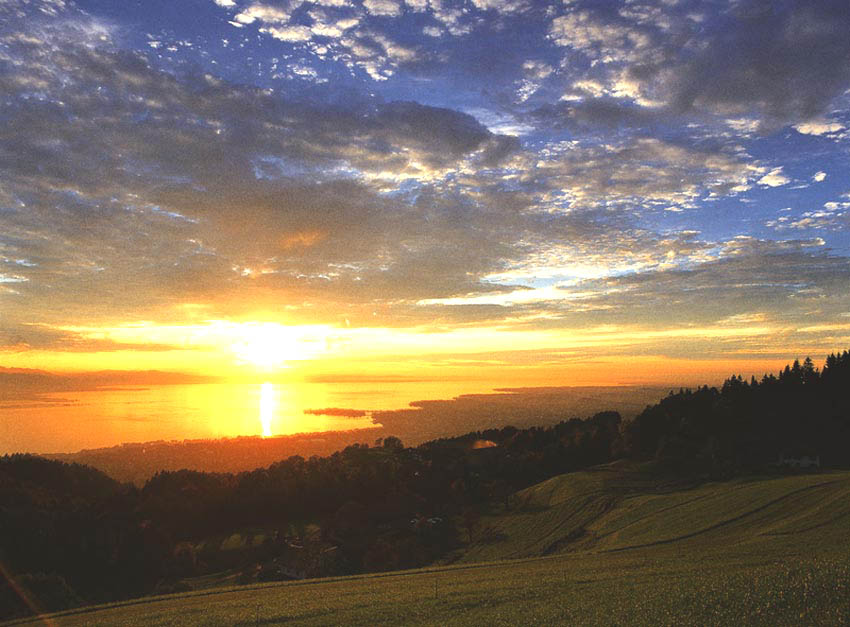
(1, 0, 850, 377)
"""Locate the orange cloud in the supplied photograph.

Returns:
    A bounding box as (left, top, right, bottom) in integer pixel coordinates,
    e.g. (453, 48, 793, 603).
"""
(280, 230, 326, 250)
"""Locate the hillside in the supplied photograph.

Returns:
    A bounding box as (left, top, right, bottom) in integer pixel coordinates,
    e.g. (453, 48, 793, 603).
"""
(8, 466, 850, 626)
(456, 461, 850, 563)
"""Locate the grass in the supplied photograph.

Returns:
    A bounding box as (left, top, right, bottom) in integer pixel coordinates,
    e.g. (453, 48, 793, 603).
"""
(7, 465, 850, 626)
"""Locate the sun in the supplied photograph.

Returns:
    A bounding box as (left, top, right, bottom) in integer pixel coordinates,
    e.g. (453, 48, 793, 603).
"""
(230, 323, 306, 371)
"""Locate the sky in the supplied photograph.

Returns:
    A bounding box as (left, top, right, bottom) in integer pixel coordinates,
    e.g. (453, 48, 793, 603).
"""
(1, 0, 850, 386)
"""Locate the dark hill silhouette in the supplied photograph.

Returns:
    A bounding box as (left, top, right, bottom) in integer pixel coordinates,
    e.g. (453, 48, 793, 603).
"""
(0, 454, 122, 505)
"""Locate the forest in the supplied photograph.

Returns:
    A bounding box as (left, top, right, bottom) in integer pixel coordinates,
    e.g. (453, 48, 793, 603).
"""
(2, 350, 849, 619)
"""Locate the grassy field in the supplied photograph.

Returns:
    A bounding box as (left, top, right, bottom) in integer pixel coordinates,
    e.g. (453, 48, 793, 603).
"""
(7, 465, 850, 626)
(458, 461, 850, 562)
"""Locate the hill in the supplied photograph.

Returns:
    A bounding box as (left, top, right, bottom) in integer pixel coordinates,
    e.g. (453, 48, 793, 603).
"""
(7, 465, 850, 625)
(455, 460, 850, 563)
(44, 429, 385, 485)
(0, 454, 122, 505)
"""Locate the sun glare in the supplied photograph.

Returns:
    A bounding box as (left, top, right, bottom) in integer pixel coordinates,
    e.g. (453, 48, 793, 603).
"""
(230, 322, 318, 371)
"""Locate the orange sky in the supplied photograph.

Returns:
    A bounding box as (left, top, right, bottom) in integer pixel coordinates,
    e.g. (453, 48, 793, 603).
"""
(3, 316, 840, 388)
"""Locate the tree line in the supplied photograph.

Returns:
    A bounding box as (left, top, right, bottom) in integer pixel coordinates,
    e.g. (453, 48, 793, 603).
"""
(626, 350, 850, 472)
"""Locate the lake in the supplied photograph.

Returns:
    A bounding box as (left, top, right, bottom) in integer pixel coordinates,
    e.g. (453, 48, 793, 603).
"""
(0, 379, 502, 455)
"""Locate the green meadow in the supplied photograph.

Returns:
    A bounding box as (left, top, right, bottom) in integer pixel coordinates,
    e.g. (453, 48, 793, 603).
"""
(8, 465, 850, 626)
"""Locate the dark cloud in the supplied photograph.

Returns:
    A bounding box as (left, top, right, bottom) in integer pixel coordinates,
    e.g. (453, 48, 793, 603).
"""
(662, 0, 850, 125)
(303, 407, 368, 417)
(541, 1, 850, 131)
(0, 324, 182, 352)
(532, 98, 669, 131)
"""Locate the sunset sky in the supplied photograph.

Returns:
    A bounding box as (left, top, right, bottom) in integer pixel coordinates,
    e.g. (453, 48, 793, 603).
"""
(2, 0, 850, 386)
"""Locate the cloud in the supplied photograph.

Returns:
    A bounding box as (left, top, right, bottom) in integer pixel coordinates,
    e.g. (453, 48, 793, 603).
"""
(363, 0, 403, 17)
(261, 24, 313, 41)
(2, 0, 850, 366)
(660, 1, 850, 125)
(303, 407, 368, 417)
(469, 0, 527, 14)
(533, 98, 666, 131)
(0, 13, 531, 332)
(757, 167, 790, 188)
(813, 171, 827, 183)
(234, 4, 291, 25)
(0, 367, 217, 401)
(0, 323, 181, 353)
(538, 241, 849, 331)
(767, 201, 850, 232)
(307, 12, 359, 38)
(527, 137, 757, 209)
(794, 119, 846, 136)
(417, 233, 847, 333)
(549, 9, 653, 63)
(545, 1, 850, 128)
(227, 0, 422, 80)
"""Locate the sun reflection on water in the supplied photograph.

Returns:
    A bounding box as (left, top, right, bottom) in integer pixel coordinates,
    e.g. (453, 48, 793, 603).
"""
(0, 381, 420, 454)
(259, 382, 275, 437)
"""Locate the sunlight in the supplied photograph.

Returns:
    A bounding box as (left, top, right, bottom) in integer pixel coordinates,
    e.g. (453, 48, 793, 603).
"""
(231, 323, 307, 370)
(34, 320, 334, 374)
(259, 382, 275, 437)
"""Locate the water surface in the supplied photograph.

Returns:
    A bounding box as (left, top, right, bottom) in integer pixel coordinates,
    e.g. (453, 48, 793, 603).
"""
(0, 379, 499, 454)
